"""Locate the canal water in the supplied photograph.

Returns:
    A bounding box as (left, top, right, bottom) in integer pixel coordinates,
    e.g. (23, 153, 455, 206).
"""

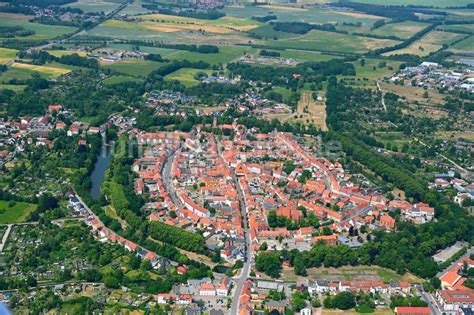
(90, 141, 111, 200)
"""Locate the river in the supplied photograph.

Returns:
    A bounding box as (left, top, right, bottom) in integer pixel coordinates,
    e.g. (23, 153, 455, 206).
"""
(90, 141, 111, 200)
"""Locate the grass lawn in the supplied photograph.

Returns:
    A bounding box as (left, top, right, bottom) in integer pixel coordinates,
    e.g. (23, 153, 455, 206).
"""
(165, 68, 213, 87)
(263, 29, 400, 54)
(0, 200, 37, 224)
(102, 59, 164, 77)
(0, 47, 18, 64)
(0, 13, 76, 40)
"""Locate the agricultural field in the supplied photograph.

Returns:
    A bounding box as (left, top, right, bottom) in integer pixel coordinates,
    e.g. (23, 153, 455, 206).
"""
(62, 0, 125, 14)
(223, 5, 383, 26)
(0, 62, 72, 83)
(101, 59, 164, 77)
(164, 68, 213, 87)
(370, 21, 429, 39)
(0, 200, 37, 224)
(279, 50, 342, 62)
(114, 13, 263, 33)
(165, 46, 257, 65)
(45, 50, 88, 57)
(345, 0, 474, 8)
(0, 48, 18, 64)
(449, 36, 474, 54)
(385, 31, 467, 57)
(438, 24, 474, 34)
(263, 29, 401, 54)
(0, 13, 77, 40)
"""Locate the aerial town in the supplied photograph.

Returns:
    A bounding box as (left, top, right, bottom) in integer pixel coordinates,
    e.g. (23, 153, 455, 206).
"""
(0, 0, 473, 314)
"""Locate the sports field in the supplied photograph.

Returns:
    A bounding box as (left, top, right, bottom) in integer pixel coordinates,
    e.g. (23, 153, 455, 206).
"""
(0, 200, 37, 224)
(164, 68, 213, 87)
(0, 48, 18, 64)
(263, 29, 400, 54)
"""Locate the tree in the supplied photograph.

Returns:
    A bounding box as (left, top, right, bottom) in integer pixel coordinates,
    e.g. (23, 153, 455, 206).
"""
(333, 291, 356, 310)
(255, 252, 281, 278)
(103, 275, 119, 288)
(291, 291, 306, 311)
(26, 275, 37, 287)
(430, 277, 441, 289)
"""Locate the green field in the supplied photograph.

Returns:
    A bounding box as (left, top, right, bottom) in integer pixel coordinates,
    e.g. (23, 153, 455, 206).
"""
(0, 84, 25, 92)
(46, 50, 88, 57)
(386, 31, 467, 57)
(449, 36, 474, 53)
(0, 62, 71, 83)
(223, 5, 383, 26)
(105, 44, 178, 56)
(165, 46, 257, 65)
(103, 75, 142, 85)
(346, 0, 474, 8)
(0, 200, 37, 224)
(63, 0, 125, 13)
(352, 58, 402, 80)
(0, 48, 18, 64)
(0, 13, 77, 40)
(165, 68, 213, 87)
(279, 50, 342, 62)
(102, 59, 164, 77)
(438, 24, 474, 34)
(371, 21, 429, 39)
(263, 29, 400, 54)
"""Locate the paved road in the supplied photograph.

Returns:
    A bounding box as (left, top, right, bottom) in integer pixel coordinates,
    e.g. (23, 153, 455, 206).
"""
(162, 144, 184, 208)
(0, 224, 13, 253)
(229, 171, 251, 315)
(417, 285, 441, 315)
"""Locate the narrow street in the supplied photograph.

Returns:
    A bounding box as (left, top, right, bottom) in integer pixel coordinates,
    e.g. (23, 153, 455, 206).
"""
(229, 171, 251, 315)
(162, 144, 184, 208)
